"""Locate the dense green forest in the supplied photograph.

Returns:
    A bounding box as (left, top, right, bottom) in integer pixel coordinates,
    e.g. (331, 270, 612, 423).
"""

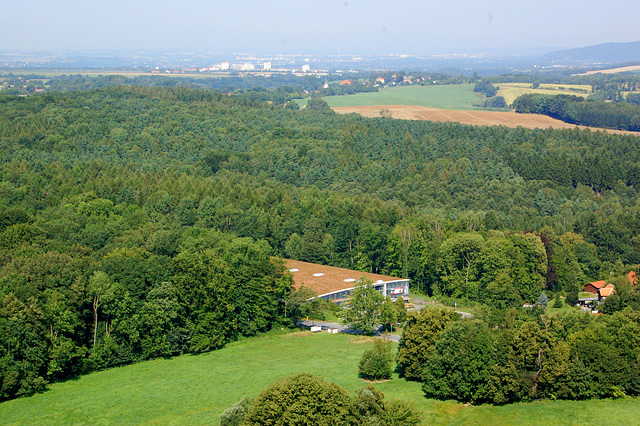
(1, 86, 640, 401)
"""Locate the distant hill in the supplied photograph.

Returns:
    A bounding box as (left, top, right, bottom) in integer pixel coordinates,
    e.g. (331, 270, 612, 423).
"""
(543, 41, 640, 64)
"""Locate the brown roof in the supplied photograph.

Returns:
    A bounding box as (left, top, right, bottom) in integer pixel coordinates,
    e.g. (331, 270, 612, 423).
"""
(284, 259, 407, 297)
(629, 271, 637, 286)
(588, 280, 607, 289)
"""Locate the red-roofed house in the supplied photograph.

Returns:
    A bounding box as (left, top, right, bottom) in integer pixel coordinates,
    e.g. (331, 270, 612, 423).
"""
(339, 80, 352, 86)
(584, 280, 607, 295)
(628, 271, 637, 286)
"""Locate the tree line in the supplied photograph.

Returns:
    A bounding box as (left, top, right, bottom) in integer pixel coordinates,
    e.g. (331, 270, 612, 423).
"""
(397, 307, 640, 404)
(513, 93, 640, 131)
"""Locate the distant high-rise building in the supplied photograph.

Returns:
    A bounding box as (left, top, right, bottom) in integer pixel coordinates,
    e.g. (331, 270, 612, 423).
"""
(301, 64, 310, 72)
(263, 61, 271, 71)
(220, 61, 230, 70)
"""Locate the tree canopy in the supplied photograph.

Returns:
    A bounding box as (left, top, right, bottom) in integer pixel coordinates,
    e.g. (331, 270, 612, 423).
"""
(2, 85, 640, 401)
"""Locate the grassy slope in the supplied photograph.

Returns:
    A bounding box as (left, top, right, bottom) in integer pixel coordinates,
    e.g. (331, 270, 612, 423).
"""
(1, 331, 638, 425)
(322, 84, 485, 110)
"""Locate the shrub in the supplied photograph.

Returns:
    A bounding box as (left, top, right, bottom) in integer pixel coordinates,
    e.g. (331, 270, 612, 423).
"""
(220, 397, 252, 426)
(359, 339, 394, 381)
(352, 385, 421, 425)
(244, 373, 421, 425)
(244, 373, 356, 425)
(566, 292, 579, 306)
(383, 398, 422, 425)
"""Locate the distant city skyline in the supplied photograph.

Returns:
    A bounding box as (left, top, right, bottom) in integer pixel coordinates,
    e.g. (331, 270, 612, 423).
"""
(2, 0, 639, 55)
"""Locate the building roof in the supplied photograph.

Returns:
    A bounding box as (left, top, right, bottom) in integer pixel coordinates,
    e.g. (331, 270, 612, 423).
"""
(284, 259, 407, 297)
(629, 271, 637, 286)
(587, 280, 607, 289)
(599, 286, 615, 298)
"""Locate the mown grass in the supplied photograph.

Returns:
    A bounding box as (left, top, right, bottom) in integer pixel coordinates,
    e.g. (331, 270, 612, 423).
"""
(322, 84, 485, 110)
(1, 331, 637, 425)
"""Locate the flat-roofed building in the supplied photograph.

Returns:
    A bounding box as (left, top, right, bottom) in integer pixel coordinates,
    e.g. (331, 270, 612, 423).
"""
(285, 259, 409, 303)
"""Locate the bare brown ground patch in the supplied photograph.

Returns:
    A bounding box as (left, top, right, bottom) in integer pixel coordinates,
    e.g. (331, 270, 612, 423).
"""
(350, 336, 380, 344)
(333, 105, 639, 136)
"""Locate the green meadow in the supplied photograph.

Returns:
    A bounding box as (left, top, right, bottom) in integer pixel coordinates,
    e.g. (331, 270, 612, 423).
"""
(322, 84, 485, 110)
(1, 330, 638, 425)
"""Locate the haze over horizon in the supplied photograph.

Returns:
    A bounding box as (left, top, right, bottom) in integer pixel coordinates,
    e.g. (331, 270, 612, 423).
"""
(2, 0, 639, 56)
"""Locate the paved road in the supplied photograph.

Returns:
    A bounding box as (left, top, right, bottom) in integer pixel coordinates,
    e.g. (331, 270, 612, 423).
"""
(298, 301, 472, 343)
(298, 320, 401, 342)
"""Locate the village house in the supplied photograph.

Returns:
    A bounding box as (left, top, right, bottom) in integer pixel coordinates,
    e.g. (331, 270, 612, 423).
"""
(584, 280, 606, 295)
(579, 271, 639, 306)
(580, 279, 615, 308)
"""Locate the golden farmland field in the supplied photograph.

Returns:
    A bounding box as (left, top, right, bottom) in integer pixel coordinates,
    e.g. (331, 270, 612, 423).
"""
(497, 83, 592, 105)
(575, 65, 640, 75)
(333, 104, 638, 135)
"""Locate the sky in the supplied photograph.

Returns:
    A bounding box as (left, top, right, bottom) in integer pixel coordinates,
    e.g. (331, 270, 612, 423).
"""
(2, 0, 639, 55)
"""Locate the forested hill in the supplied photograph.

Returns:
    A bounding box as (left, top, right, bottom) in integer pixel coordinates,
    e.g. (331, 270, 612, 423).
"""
(543, 41, 640, 64)
(2, 86, 640, 400)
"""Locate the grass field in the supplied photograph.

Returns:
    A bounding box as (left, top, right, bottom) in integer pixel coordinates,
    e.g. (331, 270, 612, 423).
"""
(497, 83, 592, 105)
(321, 84, 485, 110)
(1, 330, 638, 425)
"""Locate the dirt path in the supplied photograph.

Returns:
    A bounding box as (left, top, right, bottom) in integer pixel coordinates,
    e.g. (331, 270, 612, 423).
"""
(333, 105, 638, 135)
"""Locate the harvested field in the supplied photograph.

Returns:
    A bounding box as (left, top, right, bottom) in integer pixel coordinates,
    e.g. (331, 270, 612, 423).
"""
(497, 82, 590, 105)
(333, 105, 639, 135)
(575, 65, 640, 75)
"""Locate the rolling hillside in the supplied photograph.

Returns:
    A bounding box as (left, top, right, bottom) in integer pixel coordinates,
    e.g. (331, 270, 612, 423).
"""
(543, 41, 640, 64)
(1, 331, 638, 425)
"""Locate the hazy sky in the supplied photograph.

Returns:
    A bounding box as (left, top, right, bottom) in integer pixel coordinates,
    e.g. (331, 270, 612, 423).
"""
(2, 0, 639, 54)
